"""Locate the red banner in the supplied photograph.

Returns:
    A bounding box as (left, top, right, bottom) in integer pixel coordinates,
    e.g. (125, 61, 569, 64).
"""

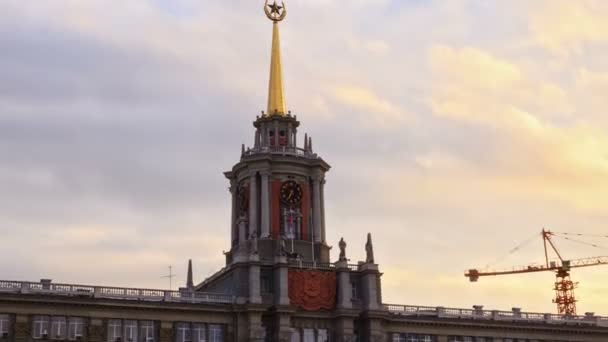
(288, 270, 336, 311)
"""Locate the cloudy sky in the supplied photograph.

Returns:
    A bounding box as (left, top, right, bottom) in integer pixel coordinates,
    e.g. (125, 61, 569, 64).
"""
(2, 0, 608, 314)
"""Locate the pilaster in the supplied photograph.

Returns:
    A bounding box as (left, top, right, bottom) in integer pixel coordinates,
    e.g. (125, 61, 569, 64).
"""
(230, 180, 237, 245)
(274, 256, 290, 306)
(275, 313, 292, 342)
(360, 263, 381, 311)
(312, 175, 322, 243)
(87, 318, 104, 342)
(247, 312, 265, 342)
(334, 317, 357, 342)
(260, 170, 271, 238)
(159, 321, 173, 342)
(335, 261, 353, 309)
(13, 315, 29, 342)
(249, 255, 262, 304)
(249, 173, 258, 237)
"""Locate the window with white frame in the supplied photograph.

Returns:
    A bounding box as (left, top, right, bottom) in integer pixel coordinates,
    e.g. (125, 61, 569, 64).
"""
(175, 323, 191, 342)
(51, 317, 67, 340)
(192, 324, 206, 342)
(390, 334, 435, 342)
(317, 329, 328, 342)
(107, 320, 123, 342)
(207, 325, 222, 342)
(33, 316, 50, 339)
(290, 329, 301, 342)
(138, 321, 155, 342)
(291, 329, 332, 342)
(303, 329, 315, 342)
(67, 318, 85, 341)
(0, 315, 10, 338)
(123, 321, 138, 342)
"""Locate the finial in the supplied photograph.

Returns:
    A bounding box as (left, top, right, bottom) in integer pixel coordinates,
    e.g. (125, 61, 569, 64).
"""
(264, 0, 287, 22)
(186, 259, 193, 289)
(265, 0, 287, 116)
(308, 136, 313, 152)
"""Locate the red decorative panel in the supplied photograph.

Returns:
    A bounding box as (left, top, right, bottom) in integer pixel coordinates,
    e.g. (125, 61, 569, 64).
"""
(271, 181, 282, 239)
(288, 270, 336, 311)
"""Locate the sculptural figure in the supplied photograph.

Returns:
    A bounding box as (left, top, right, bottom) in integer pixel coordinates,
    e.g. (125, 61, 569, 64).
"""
(338, 237, 347, 261)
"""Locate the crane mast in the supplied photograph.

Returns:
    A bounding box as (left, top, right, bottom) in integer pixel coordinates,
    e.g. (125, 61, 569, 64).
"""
(465, 229, 608, 315)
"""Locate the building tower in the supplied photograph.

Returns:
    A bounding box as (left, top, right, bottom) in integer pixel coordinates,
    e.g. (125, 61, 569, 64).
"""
(196, 2, 383, 341)
(224, 0, 331, 265)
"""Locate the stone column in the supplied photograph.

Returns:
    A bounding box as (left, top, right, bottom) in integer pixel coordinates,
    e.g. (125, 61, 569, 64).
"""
(320, 179, 326, 243)
(230, 180, 237, 245)
(336, 261, 352, 309)
(249, 173, 258, 237)
(260, 171, 271, 238)
(312, 176, 322, 243)
(238, 218, 247, 245)
(287, 123, 293, 147)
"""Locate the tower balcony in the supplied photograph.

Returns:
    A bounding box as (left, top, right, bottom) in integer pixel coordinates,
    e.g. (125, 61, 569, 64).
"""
(242, 145, 319, 159)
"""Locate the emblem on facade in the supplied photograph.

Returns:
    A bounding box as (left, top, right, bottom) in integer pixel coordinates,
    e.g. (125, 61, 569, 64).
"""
(288, 270, 336, 311)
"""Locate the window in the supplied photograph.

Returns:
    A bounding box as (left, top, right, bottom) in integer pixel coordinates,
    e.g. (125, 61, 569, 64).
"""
(303, 329, 315, 342)
(107, 320, 122, 342)
(139, 322, 155, 342)
(68, 318, 85, 341)
(449, 338, 492, 342)
(51, 317, 67, 340)
(208, 325, 222, 342)
(192, 324, 205, 342)
(351, 281, 359, 300)
(317, 330, 328, 342)
(33, 316, 50, 339)
(0, 315, 10, 338)
(260, 269, 273, 294)
(123, 321, 138, 342)
(290, 329, 301, 342)
(391, 334, 436, 342)
(175, 323, 191, 342)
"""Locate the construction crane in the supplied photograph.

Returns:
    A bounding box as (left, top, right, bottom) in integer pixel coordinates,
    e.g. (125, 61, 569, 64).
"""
(465, 229, 608, 316)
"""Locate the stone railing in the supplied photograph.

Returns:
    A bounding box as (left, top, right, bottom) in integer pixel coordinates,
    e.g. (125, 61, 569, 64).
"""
(286, 259, 360, 271)
(243, 146, 319, 159)
(0, 280, 234, 305)
(385, 304, 608, 327)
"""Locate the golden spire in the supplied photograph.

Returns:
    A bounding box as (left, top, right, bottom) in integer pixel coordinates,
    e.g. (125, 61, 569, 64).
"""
(264, 1, 287, 116)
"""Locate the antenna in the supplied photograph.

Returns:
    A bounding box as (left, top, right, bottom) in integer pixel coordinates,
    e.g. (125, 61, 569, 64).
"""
(161, 266, 175, 291)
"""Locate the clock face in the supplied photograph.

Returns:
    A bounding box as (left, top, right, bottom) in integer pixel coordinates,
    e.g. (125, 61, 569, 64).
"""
(280, 180, 303, 206)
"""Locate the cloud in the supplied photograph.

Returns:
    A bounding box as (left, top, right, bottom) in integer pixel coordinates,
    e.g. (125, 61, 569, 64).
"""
(331, 85, 407, 125)
(528, 0, 608, 55)
(2, 0, 608, 315)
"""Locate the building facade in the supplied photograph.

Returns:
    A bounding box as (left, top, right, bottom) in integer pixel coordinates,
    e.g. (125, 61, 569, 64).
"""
(1, 2, 608, 342)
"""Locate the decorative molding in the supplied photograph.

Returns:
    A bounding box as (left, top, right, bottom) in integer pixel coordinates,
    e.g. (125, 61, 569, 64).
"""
(288, 270, 336, 311)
